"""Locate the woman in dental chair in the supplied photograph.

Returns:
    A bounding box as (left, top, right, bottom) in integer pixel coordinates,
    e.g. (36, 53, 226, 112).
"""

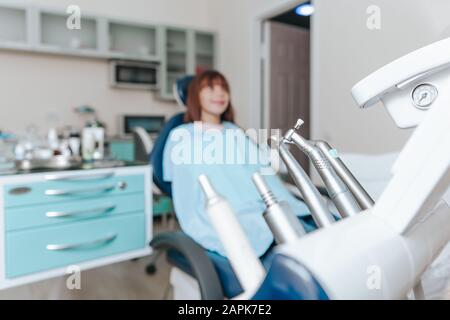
(162, 70, 315, 264)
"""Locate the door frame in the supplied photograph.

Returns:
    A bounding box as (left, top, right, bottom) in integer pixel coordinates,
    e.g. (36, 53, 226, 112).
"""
(250, 0, 316, 131)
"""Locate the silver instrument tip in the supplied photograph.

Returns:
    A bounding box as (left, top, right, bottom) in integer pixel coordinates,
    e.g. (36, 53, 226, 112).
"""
(294, 119, 304, 130)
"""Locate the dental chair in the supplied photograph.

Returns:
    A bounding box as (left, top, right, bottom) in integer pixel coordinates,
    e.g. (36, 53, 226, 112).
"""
(147, 75, 325, 299)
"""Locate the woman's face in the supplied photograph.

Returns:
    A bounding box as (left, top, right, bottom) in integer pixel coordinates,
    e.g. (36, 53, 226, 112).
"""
(199, 84, 230, 118)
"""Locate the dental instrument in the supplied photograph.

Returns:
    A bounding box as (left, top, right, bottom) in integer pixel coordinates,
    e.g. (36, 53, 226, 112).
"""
(270, 136, 336, 228)
(273, 37, 450, 299)
(198, 174, 266, 297)
(283, 120, 362, 218)
(252, 172, 306, 244)
(314, 140, 375, 210)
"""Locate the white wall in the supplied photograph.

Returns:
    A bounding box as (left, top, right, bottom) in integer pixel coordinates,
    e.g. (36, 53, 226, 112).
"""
(207, 0, 450, 154)
(0, 0, 211, 136)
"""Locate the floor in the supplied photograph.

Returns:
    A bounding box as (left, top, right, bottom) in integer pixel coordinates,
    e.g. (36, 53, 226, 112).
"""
(0, 216, 177, 300)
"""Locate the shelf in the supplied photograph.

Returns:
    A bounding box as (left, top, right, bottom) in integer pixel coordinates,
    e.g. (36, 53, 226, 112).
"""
(0, 6, 27, 45)
(40, 12, 98, 50)
(109, 22, 157, 57)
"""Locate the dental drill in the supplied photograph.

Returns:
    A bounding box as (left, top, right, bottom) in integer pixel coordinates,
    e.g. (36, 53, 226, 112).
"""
(271, 136, 336, 228)
(283, 120, 361, 217)
(252, 172, 306, 244)
(198, 174, 266, 297)
(314, 140, 375, 210)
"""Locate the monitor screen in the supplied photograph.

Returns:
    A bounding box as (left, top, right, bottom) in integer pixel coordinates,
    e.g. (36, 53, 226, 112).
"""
(124, 116, 165, 135)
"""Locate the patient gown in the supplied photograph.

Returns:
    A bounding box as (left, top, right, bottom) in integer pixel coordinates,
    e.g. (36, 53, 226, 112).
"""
(163, 121, 310, 257)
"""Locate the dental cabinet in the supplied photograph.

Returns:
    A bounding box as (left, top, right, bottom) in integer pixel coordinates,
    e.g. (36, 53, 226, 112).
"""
(0, 2, 217, 101)
(0, 164, 152, 289)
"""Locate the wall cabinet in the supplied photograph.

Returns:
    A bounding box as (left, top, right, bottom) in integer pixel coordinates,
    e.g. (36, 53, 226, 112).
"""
(0, 2, 217, 100)
(159, 28, 216, 100)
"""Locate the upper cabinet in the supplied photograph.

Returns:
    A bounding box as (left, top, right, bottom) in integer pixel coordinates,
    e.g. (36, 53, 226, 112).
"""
(0, 2, 217, 101)
(0, 4, 28, 48)
(159, 28, 216, 99)
(39, 10, 98, 53)
(194, 31, 215, 74)
(108, 21, 158, 61)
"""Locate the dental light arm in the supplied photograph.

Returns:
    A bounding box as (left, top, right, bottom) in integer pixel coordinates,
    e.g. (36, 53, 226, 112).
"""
(314, 140, 375, 210)
(271, 136, 335, 228)
(284, 120, 361, 217)
(252, 172, 306, 244)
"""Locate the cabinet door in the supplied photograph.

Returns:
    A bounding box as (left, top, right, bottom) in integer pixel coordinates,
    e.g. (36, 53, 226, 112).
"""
(160, 27, 188, 99)
(193, 31, 216, 74)
(159, 28, 216, 101)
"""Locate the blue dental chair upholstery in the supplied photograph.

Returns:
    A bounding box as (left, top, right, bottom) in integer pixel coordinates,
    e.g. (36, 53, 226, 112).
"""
(149, 75, 328, 300)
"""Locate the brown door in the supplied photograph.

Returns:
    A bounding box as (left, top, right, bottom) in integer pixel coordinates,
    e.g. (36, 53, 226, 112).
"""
(267, 21, 310, 172)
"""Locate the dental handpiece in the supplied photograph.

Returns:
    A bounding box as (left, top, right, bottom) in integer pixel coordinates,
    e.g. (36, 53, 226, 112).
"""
(198, 174, 266, 296)
(314, 140, 375, 210)
(252, 172, 306, 244)
(271, 136, 335, 228)
(284, 119, 361, 218)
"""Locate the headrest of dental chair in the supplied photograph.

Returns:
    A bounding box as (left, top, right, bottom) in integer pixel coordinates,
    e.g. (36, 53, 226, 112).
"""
(252, 254, 329, 300)
(150, 112, 185, 197)
(173, 75, 195, 107)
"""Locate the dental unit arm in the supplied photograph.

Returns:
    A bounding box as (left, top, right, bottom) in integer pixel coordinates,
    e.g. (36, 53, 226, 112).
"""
(275, 37, 450, 299)
(283, 120, 362, 217)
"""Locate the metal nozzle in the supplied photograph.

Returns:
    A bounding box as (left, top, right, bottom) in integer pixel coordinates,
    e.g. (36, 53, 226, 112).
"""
(252, 172, 306, 243)
(252, 173, 277, 207)
(294, 119, 304, 130)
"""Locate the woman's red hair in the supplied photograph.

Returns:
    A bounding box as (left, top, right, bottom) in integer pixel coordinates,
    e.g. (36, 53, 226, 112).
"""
(184, 70, 235, 123)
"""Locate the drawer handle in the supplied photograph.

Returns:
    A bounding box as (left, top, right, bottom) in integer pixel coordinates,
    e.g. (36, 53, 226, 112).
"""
(46, 205, 116, 218)
(45, 184, 116, 196)
(44, 172, 115, 181)
(46, 233, 118, 251)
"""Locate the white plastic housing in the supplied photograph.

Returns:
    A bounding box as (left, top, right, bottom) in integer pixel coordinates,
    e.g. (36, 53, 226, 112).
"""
(351, 37, 450, 128)
(278, 201, 450, 299)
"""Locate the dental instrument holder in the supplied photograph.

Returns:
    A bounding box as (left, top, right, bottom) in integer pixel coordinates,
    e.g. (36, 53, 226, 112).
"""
(284, 121, 361, 218)
(198, 174, 266, 297)
(314, 140, 375, 210)
(273, 136, 335, 228)
(352, 37, 450, 234)
(252, 172, 306, 244)
(275, 38, 450, 299)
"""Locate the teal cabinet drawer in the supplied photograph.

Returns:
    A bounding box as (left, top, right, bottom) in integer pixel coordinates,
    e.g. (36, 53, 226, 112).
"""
(4, 174, 145, 208)
(6, 213, 146, 278)
(5, 193, 145, 231)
